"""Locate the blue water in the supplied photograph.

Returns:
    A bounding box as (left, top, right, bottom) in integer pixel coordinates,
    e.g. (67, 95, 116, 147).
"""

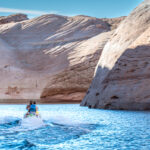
(0, 104, 150, 150)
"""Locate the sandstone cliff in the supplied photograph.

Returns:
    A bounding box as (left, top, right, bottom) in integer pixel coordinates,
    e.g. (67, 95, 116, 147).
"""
(0, 14, 28, 24)
(81, 0, 150, 110)
(0, 13, 123, 103)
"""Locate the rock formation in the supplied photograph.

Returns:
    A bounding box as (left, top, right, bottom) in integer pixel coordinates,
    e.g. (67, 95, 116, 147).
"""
(0, 14, 28, 24)
(0, 13, 124, 103)
(81, 0, 150, 110)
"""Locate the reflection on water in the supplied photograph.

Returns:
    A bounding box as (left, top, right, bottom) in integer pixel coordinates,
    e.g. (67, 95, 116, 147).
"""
(0, 104, 150, 149)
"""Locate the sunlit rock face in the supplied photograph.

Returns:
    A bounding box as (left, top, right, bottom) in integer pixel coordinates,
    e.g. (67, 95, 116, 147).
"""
(0, 13, 124, 102)
(81, 0, 150, 110)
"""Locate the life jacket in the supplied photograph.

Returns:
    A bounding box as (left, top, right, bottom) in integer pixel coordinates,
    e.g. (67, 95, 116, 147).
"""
(30, 104, 36, 112)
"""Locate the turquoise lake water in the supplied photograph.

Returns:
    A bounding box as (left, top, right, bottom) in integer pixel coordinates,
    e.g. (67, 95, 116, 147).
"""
(0, 104, 150, 150)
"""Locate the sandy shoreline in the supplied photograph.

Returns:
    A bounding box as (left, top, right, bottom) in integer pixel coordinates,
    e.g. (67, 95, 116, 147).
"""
(0, 99, 81, 104)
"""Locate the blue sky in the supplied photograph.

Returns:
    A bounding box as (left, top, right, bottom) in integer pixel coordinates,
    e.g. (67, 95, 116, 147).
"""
(0, 0, 144, 18)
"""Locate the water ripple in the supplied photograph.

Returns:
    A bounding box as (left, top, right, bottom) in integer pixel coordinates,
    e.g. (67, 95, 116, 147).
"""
(0, 104, 149, 149)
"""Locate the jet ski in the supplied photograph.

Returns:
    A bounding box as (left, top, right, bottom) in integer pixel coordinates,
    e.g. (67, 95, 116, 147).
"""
(24, 103, 40, 118)
(24, 112, 41, 118)
(22, 113, 44, 128)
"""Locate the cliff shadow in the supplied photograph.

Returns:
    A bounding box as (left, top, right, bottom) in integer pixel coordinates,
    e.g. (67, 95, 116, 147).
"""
(81, 45, 150, 110)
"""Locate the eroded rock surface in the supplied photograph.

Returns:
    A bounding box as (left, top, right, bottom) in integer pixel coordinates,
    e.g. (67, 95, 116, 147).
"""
(0, 13, 123, 102)
(0, 14, 28, 24)
(81, 0, 150, 110)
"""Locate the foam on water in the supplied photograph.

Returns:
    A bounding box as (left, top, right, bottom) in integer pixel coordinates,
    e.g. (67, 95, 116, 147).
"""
(20, 117, 45, 129)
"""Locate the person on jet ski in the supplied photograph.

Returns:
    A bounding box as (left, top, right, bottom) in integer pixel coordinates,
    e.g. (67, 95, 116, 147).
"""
(30, 101, 36, 113)
(29, 101, 39, 116)
(25, 101, 39, 118)
(25, 100, 32, 117)
(26, 100, 32, 112)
